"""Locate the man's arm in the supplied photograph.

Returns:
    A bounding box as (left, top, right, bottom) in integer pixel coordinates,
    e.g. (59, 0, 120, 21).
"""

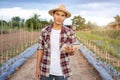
(65, 29, 76, 55)
(36, 49, 43, 79)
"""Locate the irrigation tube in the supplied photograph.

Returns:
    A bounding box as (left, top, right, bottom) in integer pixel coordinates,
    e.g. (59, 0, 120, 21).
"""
(79, 44, 113, 80)
(0, 43, 38, 80)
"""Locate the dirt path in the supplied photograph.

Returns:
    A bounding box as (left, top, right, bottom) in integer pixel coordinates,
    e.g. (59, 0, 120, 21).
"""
(70, 50, 102, 80)
(7, 53, 37, 80)
(7, 49, 102, 80)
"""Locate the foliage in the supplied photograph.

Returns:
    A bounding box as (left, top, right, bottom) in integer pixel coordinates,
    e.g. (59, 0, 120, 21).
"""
(25, 14, 49, 30)
(11, 16, 22, 27)
(25, 14, 40, 29)
(72, 15, 86, 30)
(114, 15, 120, 23)
(91, 29, 120, 40)
(49, 19, 53, 24)
(0, 62, 2, 67)
(0, 20, 8, 27)
(0, 13, 49, 31)
(76, 31, 120, 58)
(39, 20, 49, 29)
(86, 21, 92, 29)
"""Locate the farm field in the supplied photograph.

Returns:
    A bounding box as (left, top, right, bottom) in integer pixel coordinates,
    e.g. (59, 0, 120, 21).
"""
(76, 30, 120, 71)
(0, 30, 40, 65)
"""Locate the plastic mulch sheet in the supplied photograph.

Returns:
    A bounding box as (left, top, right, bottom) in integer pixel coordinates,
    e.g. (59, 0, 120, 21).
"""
(0, 44, 38, 80)
(79, 44, 113, 80)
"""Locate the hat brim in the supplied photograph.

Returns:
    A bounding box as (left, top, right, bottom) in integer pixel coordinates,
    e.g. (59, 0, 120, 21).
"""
(48, 8, 71, 18)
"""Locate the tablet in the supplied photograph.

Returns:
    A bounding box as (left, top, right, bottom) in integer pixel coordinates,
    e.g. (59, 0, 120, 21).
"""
(60, 43, 81, 52)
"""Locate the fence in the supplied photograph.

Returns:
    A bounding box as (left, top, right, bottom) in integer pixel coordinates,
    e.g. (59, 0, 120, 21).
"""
(76, 31, 120, 79)
(0, 20, 40, 67)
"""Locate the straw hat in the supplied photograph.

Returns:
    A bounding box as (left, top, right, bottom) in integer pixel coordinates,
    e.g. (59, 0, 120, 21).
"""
(48, 4, 71, 18)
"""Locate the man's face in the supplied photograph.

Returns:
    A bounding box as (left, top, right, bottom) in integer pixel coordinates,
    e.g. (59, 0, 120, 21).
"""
(53, 10, 66, 25)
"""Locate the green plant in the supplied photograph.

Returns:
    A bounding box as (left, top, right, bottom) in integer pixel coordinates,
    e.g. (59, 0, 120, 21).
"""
(76, 31, 120, 58)
(0, 62, 2, 67)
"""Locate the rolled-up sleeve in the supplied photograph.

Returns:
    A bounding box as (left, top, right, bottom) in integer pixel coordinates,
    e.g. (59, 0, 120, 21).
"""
(69, 29, 76, 44)
(71, 30, 76, 43)
(37, 32, 44, 50)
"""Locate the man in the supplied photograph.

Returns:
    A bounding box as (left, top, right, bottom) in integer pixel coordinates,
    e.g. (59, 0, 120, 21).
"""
(36, 4, 76, 80)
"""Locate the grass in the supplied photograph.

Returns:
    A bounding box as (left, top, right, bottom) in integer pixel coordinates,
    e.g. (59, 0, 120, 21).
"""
(114, 66, 120, 72)
(76, 30, 120, 71)
(91, 29, 120, 40)
(76, 31, 120, 58)
(0, 63, 2, 67)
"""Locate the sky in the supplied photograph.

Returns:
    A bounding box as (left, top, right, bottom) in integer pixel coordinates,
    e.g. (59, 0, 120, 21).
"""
(0, 0, 120, 26)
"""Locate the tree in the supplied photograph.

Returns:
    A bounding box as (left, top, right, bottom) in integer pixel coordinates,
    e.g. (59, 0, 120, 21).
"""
(49, 19, 53, 24)
(39, 20, 49, 29)
(86, 21, 92, 29)
(21, 19, 25, 27)
(11, 16, 21, 27)
(26, 13, 40, 30)
(114, 15, 120, 28)
(26, 13, 50, 30)
(32, 14, 40, 29)
(0, 20, 8, 27)
(114, 15, 120, 23)
(72, 15, 86, 30)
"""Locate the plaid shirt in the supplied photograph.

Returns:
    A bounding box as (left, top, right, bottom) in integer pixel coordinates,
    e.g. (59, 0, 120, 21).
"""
(38, 24, 76, 78)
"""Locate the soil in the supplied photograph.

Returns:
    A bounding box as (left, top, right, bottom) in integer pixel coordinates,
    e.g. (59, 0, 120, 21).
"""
(7, 49, 102, 80)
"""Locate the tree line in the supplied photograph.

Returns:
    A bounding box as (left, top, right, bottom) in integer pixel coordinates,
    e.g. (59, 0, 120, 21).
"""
(0, 14, 120, 30)
(72, 15, 120, 30)
(0, 13, 53, 30)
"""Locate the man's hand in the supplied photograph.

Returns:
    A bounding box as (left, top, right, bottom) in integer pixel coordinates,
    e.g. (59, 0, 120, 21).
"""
(35, 67, 41, 80)
(36, 50, 43, 80)
(64, 45, 77, 55)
